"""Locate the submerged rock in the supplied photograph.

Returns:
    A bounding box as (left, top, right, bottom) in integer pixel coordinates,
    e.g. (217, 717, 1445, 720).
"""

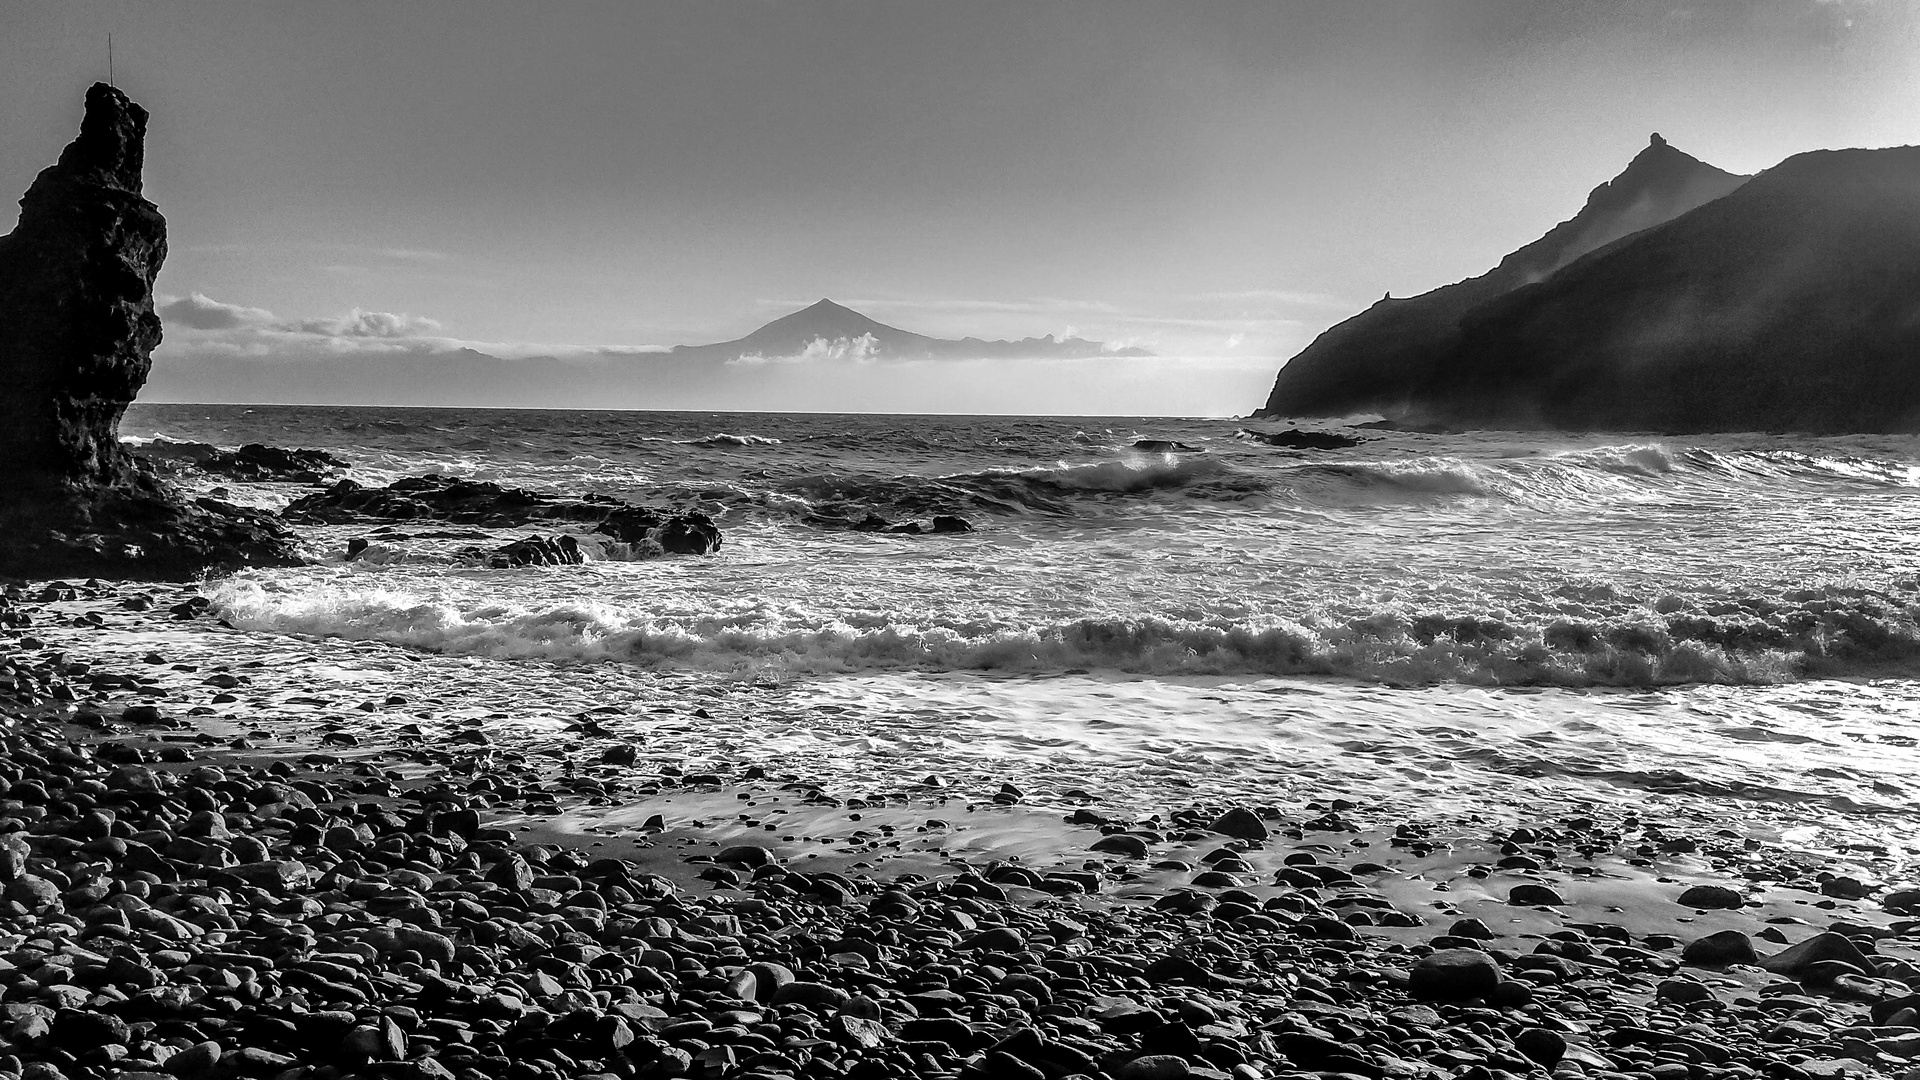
(0, 84, 298, 579)
(1235, 427, 1362, 450)
(461, 534, 586, 568)
(285, 474, 722, 554)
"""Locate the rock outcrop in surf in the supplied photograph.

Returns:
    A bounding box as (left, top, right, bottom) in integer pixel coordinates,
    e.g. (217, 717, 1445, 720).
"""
(285, 476, 723, 554)
(143, 439, 348, 484)
(1409, 145, 1920, 432)
(1257, 136, 1747, 420)
(0, 84, 299, 580)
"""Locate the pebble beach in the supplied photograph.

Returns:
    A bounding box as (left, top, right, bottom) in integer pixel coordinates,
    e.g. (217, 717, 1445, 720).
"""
(5, 576, 1920, 1080)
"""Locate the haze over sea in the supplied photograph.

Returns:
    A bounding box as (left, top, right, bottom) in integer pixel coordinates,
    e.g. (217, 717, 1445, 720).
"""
(121, 402, 1920, 874)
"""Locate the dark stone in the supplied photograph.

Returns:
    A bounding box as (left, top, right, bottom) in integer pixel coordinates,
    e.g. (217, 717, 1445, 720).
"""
(1507, 883, 1566, 906)
(1677, 884, 1746, 909)
(1091, 833, 1149, 858)
(0, 84, 300, 580)
(1682, 929, 1760, 967)
(1237, 428, 1362, 450)
(48, 1009, 130, 1050)
(1757, 931, 1875, 978)
(1207, 807, 1268, 842)
(1514, 1027, 1567, 1067)
(1409, 948, 1500, 1001)
(473, 534, 584, 568)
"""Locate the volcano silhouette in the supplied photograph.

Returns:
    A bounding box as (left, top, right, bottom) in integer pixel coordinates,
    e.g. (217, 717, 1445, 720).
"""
(671, 299, 1150, 361)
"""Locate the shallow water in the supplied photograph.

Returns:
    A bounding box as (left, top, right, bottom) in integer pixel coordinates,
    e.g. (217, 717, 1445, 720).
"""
(121, 403, 1920, 875)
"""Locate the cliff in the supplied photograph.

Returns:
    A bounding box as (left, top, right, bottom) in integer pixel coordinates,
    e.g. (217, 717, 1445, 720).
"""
(1409, 145, 1920, 432)
(1257, 136, 1747, 419)
(0, 84, 298, 579)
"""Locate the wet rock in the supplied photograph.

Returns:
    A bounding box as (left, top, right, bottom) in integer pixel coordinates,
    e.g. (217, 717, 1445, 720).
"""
(714, 844, 775, 867)
(1207, 807, 1268, 842)
(1657, 978, 1714, 1004)
(1678, 884, 1746, 909)
(1683, 929, 1760, 967)
(1091, 833, 1149, 858)
(1508, 883, 1566, 905)
(286, 475, 723, 555)
(1515, 1027, 1567, 1066)
(472, 534, 584, 568)
(143, 439, 346, 483)
(1238, 428, 1363, 450)
(1821, 876, 1877, 900)
(1409, 948, 1501, 1001)
(1758, 932, 1875, 977)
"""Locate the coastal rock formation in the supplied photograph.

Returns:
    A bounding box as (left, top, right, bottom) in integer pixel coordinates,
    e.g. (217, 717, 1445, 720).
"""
(1257, 136, 1747, 420)
(287, 475, 724, 554)
(1409, 145, 1920, 431)
(143, 438, 348, 483)
(0, 84, 298, 579)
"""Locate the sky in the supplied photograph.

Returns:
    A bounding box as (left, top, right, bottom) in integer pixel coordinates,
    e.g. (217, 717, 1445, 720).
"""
(4, 0, 1916, 415)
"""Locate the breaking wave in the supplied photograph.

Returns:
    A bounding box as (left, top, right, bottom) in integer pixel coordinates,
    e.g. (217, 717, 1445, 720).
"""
(204, 578, 1920, 688)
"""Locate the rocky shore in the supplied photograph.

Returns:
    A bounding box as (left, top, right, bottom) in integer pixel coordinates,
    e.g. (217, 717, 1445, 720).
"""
(0, 582, 1917, 1080)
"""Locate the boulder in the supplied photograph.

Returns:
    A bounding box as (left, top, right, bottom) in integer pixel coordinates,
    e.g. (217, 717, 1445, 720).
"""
(0, 83, 299, 579)
(1409, 948, 1501, 1001)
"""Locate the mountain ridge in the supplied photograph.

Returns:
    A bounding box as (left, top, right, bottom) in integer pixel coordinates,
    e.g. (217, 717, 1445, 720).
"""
(1403, 143, 1920, 432)
(1256, 135, 1748, 419)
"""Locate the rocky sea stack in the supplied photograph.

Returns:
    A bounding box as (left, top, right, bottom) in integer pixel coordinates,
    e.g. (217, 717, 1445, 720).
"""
(0, 83, 298, 580)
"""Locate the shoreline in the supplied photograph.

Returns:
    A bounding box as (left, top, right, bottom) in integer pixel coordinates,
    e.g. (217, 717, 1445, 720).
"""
(0, 579, 1916, 1078)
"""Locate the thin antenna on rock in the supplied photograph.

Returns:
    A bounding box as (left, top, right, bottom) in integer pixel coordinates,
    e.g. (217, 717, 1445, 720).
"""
(108, 33, 115, 86)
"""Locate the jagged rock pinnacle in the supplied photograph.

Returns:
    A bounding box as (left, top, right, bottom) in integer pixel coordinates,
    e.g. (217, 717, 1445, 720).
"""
(0, 82, 299, 578)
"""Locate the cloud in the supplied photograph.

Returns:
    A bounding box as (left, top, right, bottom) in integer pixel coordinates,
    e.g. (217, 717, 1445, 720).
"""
(155, 292, 666, 363)
(294, 308, 445, 338)
(730, 334, 884, 365)
(157, 293, 277, 330)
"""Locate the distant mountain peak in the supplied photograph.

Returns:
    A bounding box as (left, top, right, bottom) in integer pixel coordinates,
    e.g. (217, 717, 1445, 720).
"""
(670, 300, 1150, 361)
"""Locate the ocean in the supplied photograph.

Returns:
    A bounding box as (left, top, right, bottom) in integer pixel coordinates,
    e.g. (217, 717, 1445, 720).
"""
(119, 402, 1920, 876)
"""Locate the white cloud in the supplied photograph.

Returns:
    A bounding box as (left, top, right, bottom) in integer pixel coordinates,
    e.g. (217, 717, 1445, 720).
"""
(156, 292, 277, 330)
(730, 334, 883, 365)
(294, 308, 445, 339)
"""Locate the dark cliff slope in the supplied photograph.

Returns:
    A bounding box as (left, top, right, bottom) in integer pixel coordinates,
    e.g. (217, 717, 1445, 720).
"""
(1257, 136, 1747, 418)
(1410, 145, 1920, 432)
